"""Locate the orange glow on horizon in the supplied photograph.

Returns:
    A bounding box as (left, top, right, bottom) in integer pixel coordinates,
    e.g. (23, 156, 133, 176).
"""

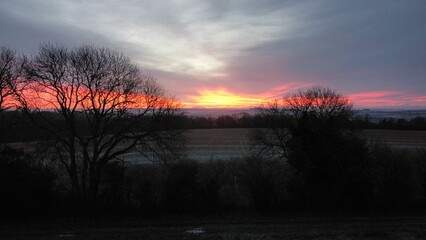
(185, 89, 264, 108)
(13, 85, 179, 111)
(183, 83, 312, 108)
(184, 88, 426, 109)
(8, 85, 426, 110)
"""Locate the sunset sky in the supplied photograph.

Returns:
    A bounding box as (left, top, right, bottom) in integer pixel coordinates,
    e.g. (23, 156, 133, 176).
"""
(1, 0, 425, 109)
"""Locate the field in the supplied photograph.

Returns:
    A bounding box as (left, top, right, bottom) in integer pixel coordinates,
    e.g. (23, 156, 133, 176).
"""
(3, 217, 426, 239)
(360, 129, 426, 149)
(181, 129, 426, 161)
(8, 128, 426, 163)
(183, 129, 252, 160)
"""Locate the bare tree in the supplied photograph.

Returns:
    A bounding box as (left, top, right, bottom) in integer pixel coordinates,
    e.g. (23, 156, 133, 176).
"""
(17, 44, 183, 202)
(0, 47, 19, 112)
(284, 86, 354, 122)
(253, 87, 369, 207)
(251, 100, 291, 159)
(251, 86, 356, 160)
(0, 47, 21, 143)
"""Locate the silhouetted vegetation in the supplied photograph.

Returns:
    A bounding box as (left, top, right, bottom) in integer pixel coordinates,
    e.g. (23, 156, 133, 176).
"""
(151, 113, 426, 130)
(2, 44, 426, 220)
(350, 113, 426, 131)
(2, 143, 426, 219)
(4, 44, 184, 208)
(0, 146, 55, 219)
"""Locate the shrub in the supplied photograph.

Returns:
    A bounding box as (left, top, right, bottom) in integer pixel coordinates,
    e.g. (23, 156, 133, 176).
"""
(0, 146, 56, 218)
(237, 157, 289, 210)
(369, 143, 419, 210)
(162, 160, 199, 213)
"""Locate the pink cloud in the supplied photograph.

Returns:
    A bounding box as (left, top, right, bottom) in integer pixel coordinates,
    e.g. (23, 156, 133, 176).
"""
(349, 91, 426, 108)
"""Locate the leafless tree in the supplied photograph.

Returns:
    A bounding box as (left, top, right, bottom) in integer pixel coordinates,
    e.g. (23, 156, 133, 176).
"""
(251, 100, 291, 159)
(284, 86, 354, 121)
(0, 47, 19, 112)
(256, 87, 374, 208)
(16, 44, 183, 202)
(251, 86, 355, 160)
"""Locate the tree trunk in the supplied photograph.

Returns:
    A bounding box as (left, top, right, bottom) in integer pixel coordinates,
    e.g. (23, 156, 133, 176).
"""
(69, 139, 81, 198)
(88, 163, 100, 204)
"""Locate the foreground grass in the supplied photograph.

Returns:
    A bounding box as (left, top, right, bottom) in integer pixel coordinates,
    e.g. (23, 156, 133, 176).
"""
(2, 216, 426, 240)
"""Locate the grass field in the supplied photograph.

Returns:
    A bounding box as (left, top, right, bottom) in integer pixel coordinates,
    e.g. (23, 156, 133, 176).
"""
(3, 217, 426, 239)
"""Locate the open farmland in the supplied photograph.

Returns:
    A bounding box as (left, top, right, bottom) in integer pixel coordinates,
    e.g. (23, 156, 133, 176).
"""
(360, 129, 426, 149)
(181, 128, 426, 161)
(183, 129, 252, 160)
(8, 128, 426, 163)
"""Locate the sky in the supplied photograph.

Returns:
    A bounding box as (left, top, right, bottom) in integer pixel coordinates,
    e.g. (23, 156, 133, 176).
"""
(1, 0, 425, 109)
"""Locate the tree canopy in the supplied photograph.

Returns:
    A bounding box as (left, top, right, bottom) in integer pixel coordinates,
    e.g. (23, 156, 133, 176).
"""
(15, 44, 183, 202)
(253, 86, 371, 208)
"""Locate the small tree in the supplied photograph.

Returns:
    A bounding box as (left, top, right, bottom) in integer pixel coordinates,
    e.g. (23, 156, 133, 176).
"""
(254, 87, 371, 209)
(16, 44, 183, 203)
(283, 87, 358, 170)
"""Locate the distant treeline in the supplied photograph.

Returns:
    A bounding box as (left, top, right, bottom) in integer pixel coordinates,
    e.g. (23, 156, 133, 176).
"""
(1, 111, 426, 143)
(353, 115, 426, 131)
(177, 114, 426, 130)
(0, 111, 185, 143)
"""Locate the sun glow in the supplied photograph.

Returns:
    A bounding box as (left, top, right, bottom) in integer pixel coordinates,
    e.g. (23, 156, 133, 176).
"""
(187, 89, 264, 108)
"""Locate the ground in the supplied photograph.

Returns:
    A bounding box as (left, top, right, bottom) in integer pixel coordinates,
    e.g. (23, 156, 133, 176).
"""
(3, 217, 426, 240)
(9, 129, 426, 163)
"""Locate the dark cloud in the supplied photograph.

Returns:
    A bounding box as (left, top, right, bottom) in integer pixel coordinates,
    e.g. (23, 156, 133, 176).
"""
(235, 0, 426, 95)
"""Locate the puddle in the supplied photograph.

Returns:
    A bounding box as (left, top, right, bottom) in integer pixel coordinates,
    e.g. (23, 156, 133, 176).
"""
(57, 233, 75, 237)
(184, 227, 205, 234)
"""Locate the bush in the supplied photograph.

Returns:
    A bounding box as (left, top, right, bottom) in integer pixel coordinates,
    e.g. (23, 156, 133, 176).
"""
(237, 157, 289, 211)
(162, 160, 199, 213)
(0, 146, 56, 218)
(98, 162, 129, 210)
(126, 164, 164, 213)
(196, 160, 233, 213)
(369, 143, 420, 210)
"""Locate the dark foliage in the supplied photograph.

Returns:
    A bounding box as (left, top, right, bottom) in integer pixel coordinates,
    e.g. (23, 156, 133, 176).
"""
(0, 146, 56, 218)
(353, 116, 426, 131)
(162, 160, 199, 214)
(237, 157, 288, 210)
(287, 116, 372, 210)
(1, 147, 426, 218)
(369, 144, 420, 210)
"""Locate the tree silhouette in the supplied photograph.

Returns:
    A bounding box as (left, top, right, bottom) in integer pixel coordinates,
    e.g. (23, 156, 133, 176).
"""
(254, 87, 371, 209)
(0, 47, 21, 143)
(16, 44, 183, 203)
(0, 47, 19, 113)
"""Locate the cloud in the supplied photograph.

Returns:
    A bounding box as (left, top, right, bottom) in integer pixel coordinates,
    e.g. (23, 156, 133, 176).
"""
(1, 0, 297, 77)
(1, 0, 425, 108)
(349, 91, 426, 108)
(238, 1, 426, 95)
